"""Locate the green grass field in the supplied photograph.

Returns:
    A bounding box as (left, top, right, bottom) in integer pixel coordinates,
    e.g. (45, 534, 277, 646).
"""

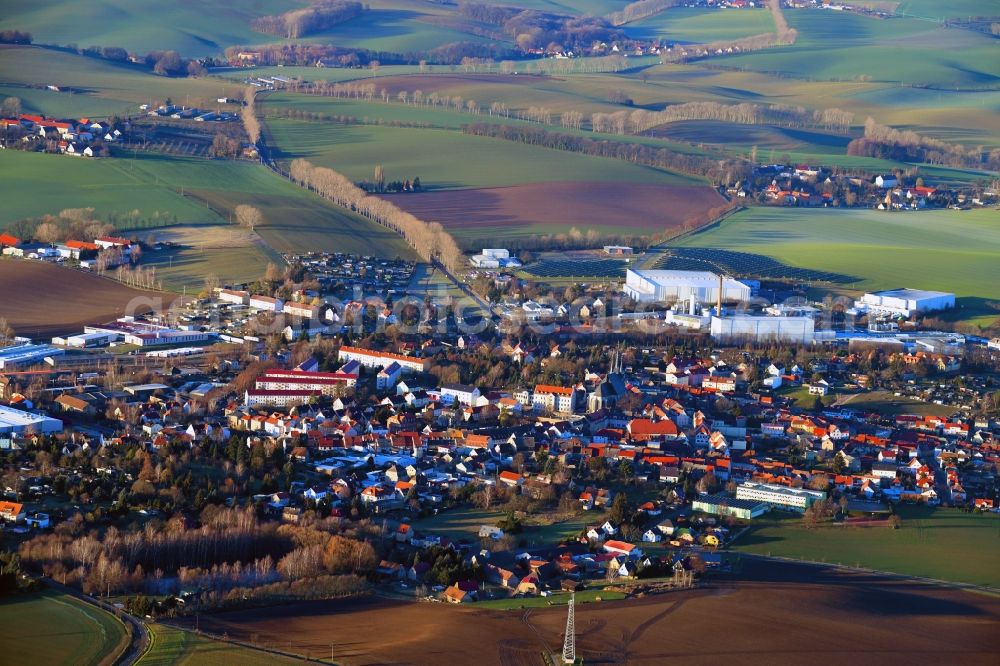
(0, 150, 414, 288)
(298, 8, 499, 53)
(836, 390, 958, 417)
(732, 506, 1000, 588)
(675, 206, 1000, 328)
(188, 186, 416, 258)
(262, 91, 710, 158)
(413, 506, 593, 547)
(625, 7, 776, 43)
(139, 226, 286, 291)
(778, 386, 957, 417)
(0, 590, 129, 666)
(0, 46, 244, 115)
(0, 151, 223, 226)
(265, 118, 695, 189)
(140, 623, 302, 666)
(0, 1, 301, 58)
(717, 11, 1000, 89)
(895, 0, 997, 21)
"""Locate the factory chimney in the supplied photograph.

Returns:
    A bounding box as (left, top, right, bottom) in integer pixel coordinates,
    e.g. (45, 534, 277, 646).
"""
(716, 274, 723, 316)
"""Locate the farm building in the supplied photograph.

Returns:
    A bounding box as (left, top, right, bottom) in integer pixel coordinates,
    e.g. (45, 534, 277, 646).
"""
(624, 270, 750, 305)
(603, 245, 633, 256)
(710, 315, 815, 343)
(853, 289, 955, 318)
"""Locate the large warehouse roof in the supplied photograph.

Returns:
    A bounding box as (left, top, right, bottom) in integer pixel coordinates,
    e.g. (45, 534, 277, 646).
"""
(869, 289, 953, 301)
(0, 405, 63, 434)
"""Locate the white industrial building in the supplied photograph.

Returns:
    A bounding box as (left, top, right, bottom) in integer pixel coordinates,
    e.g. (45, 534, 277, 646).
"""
(735, 481, 826, 512)
(624, 270, 751, 305)
(0, 344, 65, 369)
(710, 315, 815, 343)
(854, 289, 955, 318)
(470, 248, 521, 269)
(0, 405, 63, 435)
(51, 332, 118, 348)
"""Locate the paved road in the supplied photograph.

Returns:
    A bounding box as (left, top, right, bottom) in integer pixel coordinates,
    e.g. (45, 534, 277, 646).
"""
(40, 577, 150, 665)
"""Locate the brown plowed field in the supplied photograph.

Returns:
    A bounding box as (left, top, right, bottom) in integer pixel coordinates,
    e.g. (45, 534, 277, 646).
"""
(0, 259, 171, 338)
(384, 182, 727, 245)
(181, 559, 1000, 666)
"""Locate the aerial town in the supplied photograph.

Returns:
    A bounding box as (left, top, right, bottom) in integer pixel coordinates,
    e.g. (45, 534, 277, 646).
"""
(0, 0, 998, 664)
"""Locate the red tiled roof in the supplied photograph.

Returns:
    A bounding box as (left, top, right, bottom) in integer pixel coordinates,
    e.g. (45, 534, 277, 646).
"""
(535, 384, 574, 396)
(628, 418, 679, 437)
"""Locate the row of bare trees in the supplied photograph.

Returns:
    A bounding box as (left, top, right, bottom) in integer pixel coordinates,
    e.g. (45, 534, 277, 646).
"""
(767, 0, 797, 44)
(848, 116, 1000, 170)
(288, 159, 464, 271)
(462, 122, 751, 184)
(292, 76, 852, 136)
(599, 102, 854, 134)
(114, 264, 159, 289)
(242, 86, 260, 145)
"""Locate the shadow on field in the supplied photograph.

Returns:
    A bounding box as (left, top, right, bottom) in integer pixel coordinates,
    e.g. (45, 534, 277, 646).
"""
(844, 587, 990, 617)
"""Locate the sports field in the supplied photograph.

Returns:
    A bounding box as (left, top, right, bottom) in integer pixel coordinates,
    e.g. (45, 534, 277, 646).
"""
(732, 505, 1000, 588)
(139, 623, 302, 666)
(0, 590, 129, 666)
(674, 206, 1000, 328)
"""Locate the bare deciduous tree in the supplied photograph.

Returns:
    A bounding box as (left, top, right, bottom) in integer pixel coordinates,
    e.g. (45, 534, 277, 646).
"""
(235, 204, 263, 233)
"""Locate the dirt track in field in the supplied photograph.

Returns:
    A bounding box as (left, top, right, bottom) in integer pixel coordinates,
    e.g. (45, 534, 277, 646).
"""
(182, 559, 1000, 666)
(0, 258, 170, 338)
(384, 182, 727, 242)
